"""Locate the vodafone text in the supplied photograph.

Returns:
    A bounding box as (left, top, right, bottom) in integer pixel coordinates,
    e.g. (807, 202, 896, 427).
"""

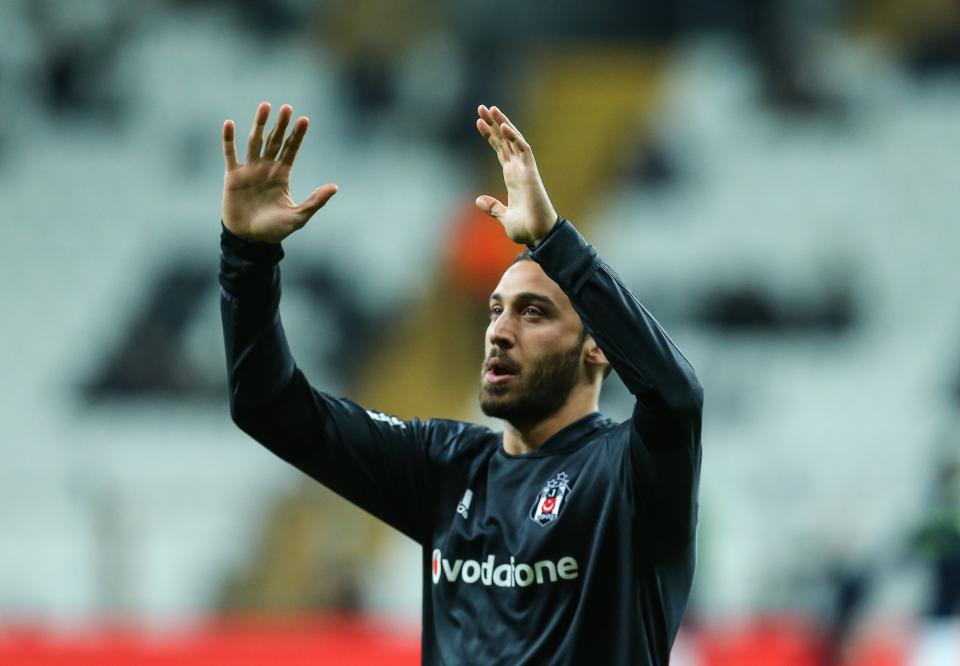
(431, 550, 578, 588)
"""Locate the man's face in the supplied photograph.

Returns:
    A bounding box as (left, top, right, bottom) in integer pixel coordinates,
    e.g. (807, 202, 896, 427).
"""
(479, 260, 587, 427)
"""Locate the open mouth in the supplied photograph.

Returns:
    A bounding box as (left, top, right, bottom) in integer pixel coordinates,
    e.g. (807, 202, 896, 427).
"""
(484, 357, 518, 385)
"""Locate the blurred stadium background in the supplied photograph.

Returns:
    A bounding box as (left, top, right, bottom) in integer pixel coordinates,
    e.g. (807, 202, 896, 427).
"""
(1, 0, 959, 664)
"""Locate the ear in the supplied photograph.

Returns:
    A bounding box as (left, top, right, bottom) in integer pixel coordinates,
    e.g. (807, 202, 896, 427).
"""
(582, 335, 609, 375)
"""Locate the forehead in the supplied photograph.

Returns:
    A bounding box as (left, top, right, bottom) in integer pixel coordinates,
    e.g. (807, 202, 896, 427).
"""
(491, 260, 573, 311)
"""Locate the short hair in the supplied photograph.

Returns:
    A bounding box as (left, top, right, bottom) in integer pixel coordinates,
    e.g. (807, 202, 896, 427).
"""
(513, 248, 534, 264)
(516, 250, 612, 380)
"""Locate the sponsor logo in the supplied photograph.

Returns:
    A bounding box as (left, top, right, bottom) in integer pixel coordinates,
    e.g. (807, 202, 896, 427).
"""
(430, 549, 578, 587)
(530, 471, 572, 526)
(365, 409, 406, 429)
(456, 489, 473, 519)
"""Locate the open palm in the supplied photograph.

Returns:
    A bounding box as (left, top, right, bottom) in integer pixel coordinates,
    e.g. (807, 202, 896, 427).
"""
(221, 102, 337, 244)
(475, 105, 558, 247)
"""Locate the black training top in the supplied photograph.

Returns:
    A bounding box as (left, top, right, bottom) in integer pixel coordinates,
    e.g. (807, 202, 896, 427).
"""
(219, 218, 703, 665)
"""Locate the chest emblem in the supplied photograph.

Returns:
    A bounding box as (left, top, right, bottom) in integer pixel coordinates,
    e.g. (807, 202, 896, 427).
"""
(530, 472, 572, 526)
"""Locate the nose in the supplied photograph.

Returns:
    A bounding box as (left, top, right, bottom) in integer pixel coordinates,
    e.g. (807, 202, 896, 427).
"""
(487, 312, 515, 350)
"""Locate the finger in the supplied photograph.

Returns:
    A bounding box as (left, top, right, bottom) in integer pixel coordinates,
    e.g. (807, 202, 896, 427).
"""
(263, 104, 293, 160)
(247, 101, 271, 160)
(294, 184, 338, 225)
(475, 118, 492, 138)
(490, 106, 517, 132)
(476, 116, 509, 163)
(484, 105, 507, 142)
(478, 104, 496, 128)
(500, 122, 529, 153)
(490, 106, 528, 149)
(499, 123, 519, 157)
(485, 105, 518, 158)
(490, 106, 522, 156)
(279, 116, 309, 166)
(222, 119, 238, 170)
(479, 105, 506, 145)
(475, 194, 507, 220)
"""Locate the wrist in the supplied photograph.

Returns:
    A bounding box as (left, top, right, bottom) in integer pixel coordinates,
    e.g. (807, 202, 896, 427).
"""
(220, 222, 285, 263)
(527, 213, 561, 249)
(222, 217, 253, 241)
(222, 219, 285, 245)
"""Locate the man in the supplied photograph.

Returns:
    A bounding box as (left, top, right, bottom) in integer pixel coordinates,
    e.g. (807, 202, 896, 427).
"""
(219, 101, 703, 665)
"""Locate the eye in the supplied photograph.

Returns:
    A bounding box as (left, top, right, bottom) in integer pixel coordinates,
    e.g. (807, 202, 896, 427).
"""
(523, 306, 543, 318)
(489, 304, 503, 318)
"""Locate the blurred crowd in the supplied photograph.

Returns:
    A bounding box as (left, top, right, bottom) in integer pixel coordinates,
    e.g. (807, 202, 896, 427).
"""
(1, 1, 960, 662)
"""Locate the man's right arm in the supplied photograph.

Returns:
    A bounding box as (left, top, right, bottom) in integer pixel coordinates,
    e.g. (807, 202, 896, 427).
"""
(219, 224, 434, 543)
(219, 222, 294, 422)
(217, 103, 434, 543)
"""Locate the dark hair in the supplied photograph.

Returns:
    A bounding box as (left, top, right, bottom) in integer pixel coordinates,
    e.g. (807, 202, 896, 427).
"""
(513, 248, 534, 264)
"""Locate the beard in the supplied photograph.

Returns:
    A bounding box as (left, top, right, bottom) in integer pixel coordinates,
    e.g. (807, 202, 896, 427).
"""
(479, 339, 583, 429)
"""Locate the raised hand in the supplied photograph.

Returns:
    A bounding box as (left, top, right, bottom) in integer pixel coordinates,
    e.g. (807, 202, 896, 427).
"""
(475, 105, 558, 247)
(222, 102, 338, 244)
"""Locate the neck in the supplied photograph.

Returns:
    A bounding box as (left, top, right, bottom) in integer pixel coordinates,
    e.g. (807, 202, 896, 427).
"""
(502, 386, 599, 456)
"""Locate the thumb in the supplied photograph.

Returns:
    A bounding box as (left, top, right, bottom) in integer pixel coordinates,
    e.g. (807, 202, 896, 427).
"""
(294, 183, 338, 225)
(475, 194, 507, 220)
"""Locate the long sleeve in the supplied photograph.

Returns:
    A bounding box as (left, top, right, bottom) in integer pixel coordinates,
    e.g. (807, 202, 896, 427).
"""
(529, 219, 703, 553)
(218, 224, 433, 543)
(219, 224, 295, 409)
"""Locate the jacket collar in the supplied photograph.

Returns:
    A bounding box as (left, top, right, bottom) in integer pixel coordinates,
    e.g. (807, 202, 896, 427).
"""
(499, 411, 612, 458)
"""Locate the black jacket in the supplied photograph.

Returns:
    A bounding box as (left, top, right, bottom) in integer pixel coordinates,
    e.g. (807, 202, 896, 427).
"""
(219, 218, 703, 665)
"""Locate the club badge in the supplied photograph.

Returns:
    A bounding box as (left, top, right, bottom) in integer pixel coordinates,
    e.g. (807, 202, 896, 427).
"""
(530, 472, 572, 526)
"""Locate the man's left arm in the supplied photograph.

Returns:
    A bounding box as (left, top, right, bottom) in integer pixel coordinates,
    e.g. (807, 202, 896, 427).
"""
(475, 104, 702, 554)
(530, 219, 703, 553)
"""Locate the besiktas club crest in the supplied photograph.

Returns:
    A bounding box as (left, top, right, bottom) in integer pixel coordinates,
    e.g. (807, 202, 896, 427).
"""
(530, 472, 572, 526)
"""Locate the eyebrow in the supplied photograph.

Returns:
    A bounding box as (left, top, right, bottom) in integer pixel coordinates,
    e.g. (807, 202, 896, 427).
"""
(488, 291, 558, 309)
